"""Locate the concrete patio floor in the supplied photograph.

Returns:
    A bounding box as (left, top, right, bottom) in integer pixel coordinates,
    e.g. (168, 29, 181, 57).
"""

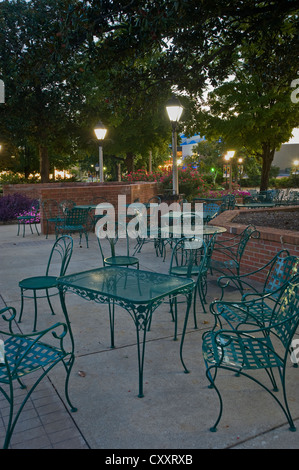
(0, 223, 298, 451)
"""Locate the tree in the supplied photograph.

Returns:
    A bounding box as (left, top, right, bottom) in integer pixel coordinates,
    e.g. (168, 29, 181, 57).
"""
(0, 0, 88, 182)
(186, 11, 299, 190)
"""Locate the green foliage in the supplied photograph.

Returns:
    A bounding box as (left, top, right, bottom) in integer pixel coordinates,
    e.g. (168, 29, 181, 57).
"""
(124, 165, 211, 201)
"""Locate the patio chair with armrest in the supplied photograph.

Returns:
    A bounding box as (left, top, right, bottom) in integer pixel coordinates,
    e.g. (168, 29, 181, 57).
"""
(0, 305, 76, 449)
(167, 234, 217, 337)
(212, 250, 298, 329)
(202, 281, 299, 432)
(18, 236, 73, 331)
(210, 224, 260, 277)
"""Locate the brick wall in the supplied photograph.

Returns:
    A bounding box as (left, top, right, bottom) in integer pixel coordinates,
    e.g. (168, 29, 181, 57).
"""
(3, 181, 159, 234)
(211, 206, 299, 283)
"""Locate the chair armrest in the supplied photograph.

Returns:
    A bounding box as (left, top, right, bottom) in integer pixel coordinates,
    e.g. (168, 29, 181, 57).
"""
(209, 294, 276, 329)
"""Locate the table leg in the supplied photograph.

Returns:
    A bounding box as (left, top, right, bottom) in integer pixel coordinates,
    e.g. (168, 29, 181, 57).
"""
(179, 290, 193, 374)
(108, 299, 115, 348)
(58, 289, 76, 356)
(131, 305, 152, 398)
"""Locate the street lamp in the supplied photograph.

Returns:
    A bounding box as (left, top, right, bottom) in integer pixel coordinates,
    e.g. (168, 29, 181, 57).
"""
(294, 160, 299, 182)
(166, 96, 183, 195)
(223, 150, 235, 192)
(94, 120, 107, 182)
(238, 157, 243, 187)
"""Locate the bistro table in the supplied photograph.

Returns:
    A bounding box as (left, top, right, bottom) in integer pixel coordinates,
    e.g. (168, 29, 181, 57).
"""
(57, 266, 194, 398)
(159, 225, 227, 260)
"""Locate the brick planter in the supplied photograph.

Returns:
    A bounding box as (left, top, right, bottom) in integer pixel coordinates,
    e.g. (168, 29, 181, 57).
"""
(211, 206, 299, 283)
(3, 181, 159, 235)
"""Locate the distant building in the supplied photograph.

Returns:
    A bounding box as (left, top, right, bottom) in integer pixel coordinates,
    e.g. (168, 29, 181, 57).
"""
(179, 134, 205, 158)
(179, 129, 299, 176)
(273, 129, 299, 175)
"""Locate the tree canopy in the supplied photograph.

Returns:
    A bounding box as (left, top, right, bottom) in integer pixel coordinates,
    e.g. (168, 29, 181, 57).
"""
(1, 0, 298, 187)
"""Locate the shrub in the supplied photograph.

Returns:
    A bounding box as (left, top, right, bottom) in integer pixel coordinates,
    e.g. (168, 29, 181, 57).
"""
(123, 165, 211, 200)
(0, 193, 38, 222)
(198, 189, 252, 199)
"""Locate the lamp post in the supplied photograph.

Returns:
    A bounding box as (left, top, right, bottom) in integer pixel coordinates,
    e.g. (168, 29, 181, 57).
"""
(293, 160, 299, 181)
(166, 96, 183, 195)
(94, 120, 107, 182)
(238, 157, 243, 187)
(224, 150, 235, 192)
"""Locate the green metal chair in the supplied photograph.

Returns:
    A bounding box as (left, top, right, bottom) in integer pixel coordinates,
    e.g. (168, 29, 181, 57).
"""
(212, 251, 298, 329)
(17, 200, 40, 237)
(55, 207, 90, 247)
(203, 202, 223, 224)
(18, 236, 73, 331)
(41, 199, 64, 239)
(91, 196, 109, 228)
(132, 200, 162, 257)
(96, 221, 139, 268)
(210, 224, 260, 277)
(202, 281, 299, 433)
(167, 235, 217, 338)
(0, 305, 76, 449)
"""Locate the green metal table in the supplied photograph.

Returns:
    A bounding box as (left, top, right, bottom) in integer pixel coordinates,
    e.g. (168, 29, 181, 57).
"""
(159, 225, 227, 260)
(57, 266, 194, 397)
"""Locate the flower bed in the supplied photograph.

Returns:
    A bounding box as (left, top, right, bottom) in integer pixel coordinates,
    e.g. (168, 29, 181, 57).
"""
(199, 189, 251, 199)
(0, 193, 39, 223)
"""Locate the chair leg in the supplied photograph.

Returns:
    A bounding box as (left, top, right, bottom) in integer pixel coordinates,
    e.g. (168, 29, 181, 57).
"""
(46, 289, 56, 316)
(33, 290, 38, 332)
(18, 288, 25, 323)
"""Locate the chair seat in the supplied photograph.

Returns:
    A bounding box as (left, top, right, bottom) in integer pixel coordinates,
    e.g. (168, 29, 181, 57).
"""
(202, 330, 282, 369)
(104, 256, 139, 266)
(17, 215, 39, 221)
(210, 259, 238, 269)
(0, 336, 66, 384)
(57, 224, 84, 231)
(215, 301, 274, 326)
(19, 275, 58, 290)
(170, 265, 202, 277)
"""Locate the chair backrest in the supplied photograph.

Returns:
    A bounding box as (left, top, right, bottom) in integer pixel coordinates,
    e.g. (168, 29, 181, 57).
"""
(221, 195, 230, 210)
(92, 196, 108, 204)
(26, 199, 40, 216)
(228, 194, 236, 209)
(45, 235, 73, 277)
(236, 224, 260, 263)
(203, 203, 220, 217)
(64, 207, 89, 225)
(42, 199, 61, 219)
(169, 237, 207, 278)
(204, 233, 218, 271)
(96, 221, 130, 264)
(148, 196, 161, 205)
(59, 200, 76, 214)
(271, 281, 299, 350)
(264, 253, 299, 298)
